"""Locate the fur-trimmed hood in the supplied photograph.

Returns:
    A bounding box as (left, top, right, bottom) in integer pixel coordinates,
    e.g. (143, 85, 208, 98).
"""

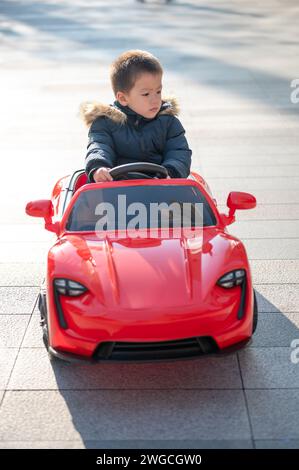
(79, 96, 180, 127)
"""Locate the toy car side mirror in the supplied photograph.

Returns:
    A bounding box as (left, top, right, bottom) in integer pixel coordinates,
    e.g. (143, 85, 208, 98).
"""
(219, 191, 257, 226)
(25, 199, 60, 234)
(228, 191, 256, 213)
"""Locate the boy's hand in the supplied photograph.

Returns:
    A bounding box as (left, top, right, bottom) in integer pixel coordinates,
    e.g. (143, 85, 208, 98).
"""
(93, 167, 113, 182)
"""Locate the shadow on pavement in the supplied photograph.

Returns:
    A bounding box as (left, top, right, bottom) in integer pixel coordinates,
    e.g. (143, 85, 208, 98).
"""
(47, 290, 299, 448)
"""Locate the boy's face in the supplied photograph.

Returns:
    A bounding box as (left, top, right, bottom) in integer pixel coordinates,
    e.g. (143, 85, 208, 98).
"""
(116, 72, 163, 119)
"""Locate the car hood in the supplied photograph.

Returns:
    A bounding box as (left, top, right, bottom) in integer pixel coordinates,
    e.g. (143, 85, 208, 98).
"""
(49, 229, 247, 310)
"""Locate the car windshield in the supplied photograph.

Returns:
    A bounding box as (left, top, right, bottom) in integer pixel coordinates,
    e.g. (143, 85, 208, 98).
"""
(66, 184, 216, 232)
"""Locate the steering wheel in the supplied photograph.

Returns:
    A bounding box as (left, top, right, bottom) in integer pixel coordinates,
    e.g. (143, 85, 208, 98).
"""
(109, 162, 168, 181)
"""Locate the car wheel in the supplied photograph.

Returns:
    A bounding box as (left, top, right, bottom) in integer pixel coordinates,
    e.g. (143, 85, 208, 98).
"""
(38, 293, 66, 364)
(48, 349, 59, 363)
(38, 293, 49, 350)
(42, 322, 49, 350)
(252, 289, 258, 334)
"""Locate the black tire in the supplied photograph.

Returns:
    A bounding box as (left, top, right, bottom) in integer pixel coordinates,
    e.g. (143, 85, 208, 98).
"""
(252, 289, 258, 334)
(38, 292, 67, 364)
(38, 293, 49, 350)
(48, 349, 59, 363)
(42, 323, 49, 351)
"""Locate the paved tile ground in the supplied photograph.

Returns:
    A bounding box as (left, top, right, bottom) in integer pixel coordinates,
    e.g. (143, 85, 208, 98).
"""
(0, 0, 298, 449)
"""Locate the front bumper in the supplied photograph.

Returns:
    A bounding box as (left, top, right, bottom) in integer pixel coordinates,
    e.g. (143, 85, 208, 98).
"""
(48, 337, 252, 364)
(46, 276, 255, 362)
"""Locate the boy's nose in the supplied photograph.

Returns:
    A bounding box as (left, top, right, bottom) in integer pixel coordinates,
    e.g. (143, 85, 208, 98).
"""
(151, 98, 161, 106)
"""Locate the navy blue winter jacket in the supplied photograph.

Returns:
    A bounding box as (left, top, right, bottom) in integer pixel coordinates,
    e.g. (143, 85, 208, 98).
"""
(80, 97, 192, 181)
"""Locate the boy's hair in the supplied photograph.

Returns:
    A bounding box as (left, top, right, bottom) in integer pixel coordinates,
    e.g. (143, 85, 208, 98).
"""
(110, 50, 163, 96)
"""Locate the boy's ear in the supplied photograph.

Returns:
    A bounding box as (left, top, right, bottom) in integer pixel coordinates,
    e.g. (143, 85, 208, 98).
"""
(116, 91, 129, 106)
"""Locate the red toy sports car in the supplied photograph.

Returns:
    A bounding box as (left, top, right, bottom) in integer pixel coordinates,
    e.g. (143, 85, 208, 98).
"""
(25, 163, 257, 362)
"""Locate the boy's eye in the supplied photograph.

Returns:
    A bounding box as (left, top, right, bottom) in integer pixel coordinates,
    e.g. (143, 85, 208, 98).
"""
(141, 91, 162, 97)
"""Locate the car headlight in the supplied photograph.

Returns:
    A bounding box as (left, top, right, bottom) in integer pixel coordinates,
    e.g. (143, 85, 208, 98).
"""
(54, 278, 87, 296)
(217, 269, 245, 288)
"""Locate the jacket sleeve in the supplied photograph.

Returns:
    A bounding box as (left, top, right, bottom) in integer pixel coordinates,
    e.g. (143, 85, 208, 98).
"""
(162, 116, 192, 178)
(85, 117, 117, 181)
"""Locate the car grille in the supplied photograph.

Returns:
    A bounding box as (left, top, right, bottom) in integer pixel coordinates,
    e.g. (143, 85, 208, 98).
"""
(93, 337, 218, 361)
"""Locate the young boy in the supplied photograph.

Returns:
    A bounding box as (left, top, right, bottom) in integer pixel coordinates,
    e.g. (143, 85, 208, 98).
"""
(80, 50, 192, 182)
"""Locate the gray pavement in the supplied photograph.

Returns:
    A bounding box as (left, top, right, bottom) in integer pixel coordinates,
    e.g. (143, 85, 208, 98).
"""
(0, 0, 299, 449)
